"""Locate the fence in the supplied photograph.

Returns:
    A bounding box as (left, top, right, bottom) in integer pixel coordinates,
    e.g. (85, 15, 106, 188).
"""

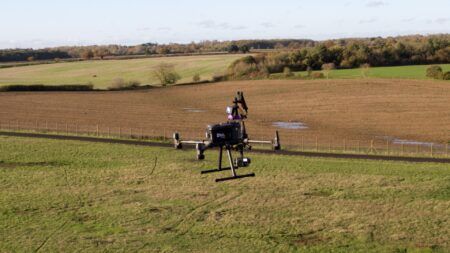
(0, 119, 448, 158)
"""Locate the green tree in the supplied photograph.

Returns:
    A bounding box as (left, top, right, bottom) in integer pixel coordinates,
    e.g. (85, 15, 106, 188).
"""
(228, 44, 239, 53)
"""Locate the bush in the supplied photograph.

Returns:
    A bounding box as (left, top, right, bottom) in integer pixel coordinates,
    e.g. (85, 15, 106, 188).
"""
(212, 73, 227, 82)
(426, 65, 443, 79)
(108, 78, 141, 90)
(152, 63, 181, 86)
(283, 67, 293, 77)
(311, 72, 324, 79)
(192, 73, 201, 83)
(443, 71, 450, 80)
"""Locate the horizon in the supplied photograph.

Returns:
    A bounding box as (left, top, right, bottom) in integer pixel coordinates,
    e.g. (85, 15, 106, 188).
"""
(1, 0, 450, 49)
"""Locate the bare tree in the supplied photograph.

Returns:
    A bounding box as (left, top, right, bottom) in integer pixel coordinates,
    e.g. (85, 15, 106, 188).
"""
(321, 63, 335, 79)
(360, 63, 371, 78)
(152, 63, 181, 86)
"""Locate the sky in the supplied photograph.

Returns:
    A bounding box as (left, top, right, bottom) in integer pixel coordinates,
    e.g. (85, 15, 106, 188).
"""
(1, 0, 449, 49)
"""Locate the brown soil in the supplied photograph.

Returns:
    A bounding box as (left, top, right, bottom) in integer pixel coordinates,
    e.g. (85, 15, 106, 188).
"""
(0, 79, 448, 145)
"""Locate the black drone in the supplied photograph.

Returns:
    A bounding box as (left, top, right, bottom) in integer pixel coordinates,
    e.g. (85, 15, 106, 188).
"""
(173, 91, 281, 182)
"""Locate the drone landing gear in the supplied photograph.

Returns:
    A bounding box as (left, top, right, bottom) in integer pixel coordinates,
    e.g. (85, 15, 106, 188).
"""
(201, 146, 255, 182)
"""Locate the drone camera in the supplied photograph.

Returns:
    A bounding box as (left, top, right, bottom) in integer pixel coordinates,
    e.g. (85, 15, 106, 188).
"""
(236, 157, 251, 167)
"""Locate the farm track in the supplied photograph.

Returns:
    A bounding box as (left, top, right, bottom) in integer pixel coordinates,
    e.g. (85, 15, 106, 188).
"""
(2, 131, 449, 164)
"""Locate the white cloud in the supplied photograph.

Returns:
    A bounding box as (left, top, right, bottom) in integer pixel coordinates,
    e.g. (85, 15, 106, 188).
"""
(366, 1, 386, 7)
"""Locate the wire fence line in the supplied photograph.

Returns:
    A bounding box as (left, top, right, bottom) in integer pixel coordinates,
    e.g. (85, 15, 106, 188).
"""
(0, 119, 448, 158)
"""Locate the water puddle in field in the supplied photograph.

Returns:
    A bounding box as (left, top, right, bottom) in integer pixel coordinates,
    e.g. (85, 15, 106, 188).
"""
(183, 108, 206, 113)
(392, 139, 436, 147)
(379, 136, 440, 147)
(272, 121, 308, 130)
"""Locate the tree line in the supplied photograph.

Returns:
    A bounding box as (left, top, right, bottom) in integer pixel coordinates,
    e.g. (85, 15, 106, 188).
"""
(226, 34, 449, 79)
(0, 35, 448, 67)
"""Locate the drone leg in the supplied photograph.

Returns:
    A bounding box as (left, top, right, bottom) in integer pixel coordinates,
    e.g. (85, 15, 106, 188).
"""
(227, 147, 237, 177)
(201, 146, 231, 174)
(218, 146, 223, 170)
(215, 146, 255, 182)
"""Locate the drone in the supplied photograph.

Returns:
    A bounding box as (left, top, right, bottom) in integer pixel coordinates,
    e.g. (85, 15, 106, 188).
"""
(173, 91, 281, 182)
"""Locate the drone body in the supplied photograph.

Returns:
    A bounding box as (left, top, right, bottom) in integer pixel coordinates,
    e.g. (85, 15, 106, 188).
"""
(173, 91, 280, 182)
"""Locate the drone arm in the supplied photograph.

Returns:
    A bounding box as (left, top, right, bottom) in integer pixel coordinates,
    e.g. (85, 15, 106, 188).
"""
(246, 131, 281, 150)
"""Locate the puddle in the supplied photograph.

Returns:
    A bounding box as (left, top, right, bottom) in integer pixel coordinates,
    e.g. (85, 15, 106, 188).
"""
(392, 139, 436, 147)
(272, 122, 308, 130)
(379, 136, 441, 147)
(183, 108, 206, 113)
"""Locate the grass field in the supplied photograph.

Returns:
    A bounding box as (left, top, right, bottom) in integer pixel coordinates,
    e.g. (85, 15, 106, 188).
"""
(0, 79, 448, 146)
(0, 54, 245, 89)
(293, 64, 450, 80)
(0, 54, 448, 89)
(0, 136, 449, 252)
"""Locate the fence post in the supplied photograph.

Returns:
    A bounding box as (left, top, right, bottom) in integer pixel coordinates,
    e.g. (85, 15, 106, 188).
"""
(386, 140, 389, 155)
(329, 140, 331, 153)
(357, 140, 360, 153)
(108, 127, 110, 138)
(343, 139, 346, 152)
(96, 124, 99, 136)
(430, 144, 433, 157)
(66, 123, 68, 135)
(163, 128, 166, 141)
(315, 136, 318, 152)
(401, 143, 404, 156)
(56, 122, 58, 134)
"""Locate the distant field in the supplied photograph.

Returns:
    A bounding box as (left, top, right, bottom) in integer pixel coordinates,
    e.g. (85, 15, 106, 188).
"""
(0, 79, 449, 145)
(1, 136, 449, 252)
(0, 54, 245, 89)
(294, 64, 450, 79)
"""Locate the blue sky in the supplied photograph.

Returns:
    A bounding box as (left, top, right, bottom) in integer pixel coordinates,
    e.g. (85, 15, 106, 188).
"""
(1, 0, 449, 49)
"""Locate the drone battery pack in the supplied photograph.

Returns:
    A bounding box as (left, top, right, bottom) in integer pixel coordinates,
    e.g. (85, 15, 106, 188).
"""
(207, 122, 242, 146)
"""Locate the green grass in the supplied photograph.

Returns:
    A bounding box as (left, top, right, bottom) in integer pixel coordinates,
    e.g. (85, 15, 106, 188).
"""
(1, 136, 449, 252)
(0, 54, 244, 89)
(293, 64, 450, 80)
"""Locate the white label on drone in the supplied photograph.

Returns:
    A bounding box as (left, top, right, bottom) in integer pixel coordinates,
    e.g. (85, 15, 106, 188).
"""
(217, 133, 226, 139)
